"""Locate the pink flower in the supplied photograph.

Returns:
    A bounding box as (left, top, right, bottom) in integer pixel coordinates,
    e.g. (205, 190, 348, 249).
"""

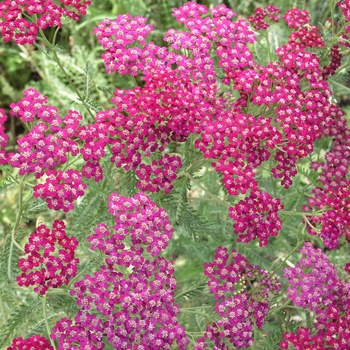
(199, 246, 281, 349)
(33, 169, 86, 212)
(17, 221, 79, 295)
(0, 0, 91, 44)
(284, 8, 311, 29)
(7, 335, 53, 350)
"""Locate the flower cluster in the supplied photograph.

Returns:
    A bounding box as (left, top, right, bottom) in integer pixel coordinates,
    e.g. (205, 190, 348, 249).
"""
(0, 108, 8, 165)
(248, 5, 281, 30)
(17, 220, 79, 295)
(7, 335, 53, 350)
(197, 246, 281, 349)
(304, 106, 350, 248)
(51, 312, 105, 350)
(88, 192, 174, 262)
(52, 192, 188, 349)
(338, 0, 350, 34)
(66, 258, 188, 349)
(305, 181, 350, 249)
(283, 8, 311, 28)
(7, 89, 81, 178)
(229, 190, 284, 246)
(0, 0, 91, 44)
(284, 242, 350, 327)
(322, 45, 342, 79)
(94, 15, 153, 75)
(280, 303, 350, 349)
(33, 169, 87, 212)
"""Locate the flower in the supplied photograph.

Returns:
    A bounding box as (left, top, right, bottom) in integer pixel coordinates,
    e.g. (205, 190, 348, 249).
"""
(0, 0, 91, 44)
(0, 108, 8, 165)
(248, 5, 281, 30)
(229, 190, 284, 246)
(7, 335, 53, 350)
(33, 169, 86, 212)
(55, 192, 188, 349)
(283, 8, 311, 29)
(17, 220, 79, 295)
(199, 246, 281, 349)
(284, 242, 350, 326)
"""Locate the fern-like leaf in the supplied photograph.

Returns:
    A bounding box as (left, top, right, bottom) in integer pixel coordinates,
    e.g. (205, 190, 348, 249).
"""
(0, 298, 42, 348)
(47, 292, 79, 315)
(175, 278, 207, 301)
(296, 165, 322, 187)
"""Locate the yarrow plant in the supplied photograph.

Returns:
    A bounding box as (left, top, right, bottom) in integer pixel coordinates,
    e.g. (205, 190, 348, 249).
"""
(16, 220, 79, 295)
(0, 0, 350, 349)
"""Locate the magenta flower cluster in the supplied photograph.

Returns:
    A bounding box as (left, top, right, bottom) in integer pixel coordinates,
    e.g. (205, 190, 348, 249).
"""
(229, 189, 284, 246)
(248, 5, 281, 30)
(33, 169, 87, 212)
(305, 107, 350, 249)
(50, 312, 105, 350)
(0, 109, 8, 165)
(7, 335, 53, 350)
(17, 220, 79, 295)
(284, 242, 350, 328)
(338, 0, 350, 34)
(280, 303, 350, 349)
(196, 246, 281, 349)
(6, 88, 81, 178)
(88, 192, 174, 262)
(323, 45, 342, 79)
(0, 0, 91, 44)
(283, 8, 311, 28)
(51, 192, 188, 349)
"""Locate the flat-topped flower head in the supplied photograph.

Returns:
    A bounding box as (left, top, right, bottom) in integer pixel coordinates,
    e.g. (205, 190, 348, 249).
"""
(284, 8, 311, 29)
(7, 335, 53, 350)
(17, 220, 79, 295)
(0, 0, 91, 44)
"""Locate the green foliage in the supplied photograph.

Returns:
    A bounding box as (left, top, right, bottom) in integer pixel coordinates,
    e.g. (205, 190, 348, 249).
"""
(0, 298, 42, 348)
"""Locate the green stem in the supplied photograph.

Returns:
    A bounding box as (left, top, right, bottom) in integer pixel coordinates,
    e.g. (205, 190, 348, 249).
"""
(271, 299, 307, 314)
(280, 211, 323, 217)
(248, 240, 304, 297)
(177, 158, 208, 179)
(269, 159, 277, 198)
(336, 61, 350, 73)
(264, 29, 272, 62)
(102, 158, 114, 190)
(7, 176, 26, 281)
(43, 294, 57, 350)
(62, 154, 83, 171)
(303, 215, 320, 232)
(46, 289, 68, 296)
(51, 27, 61, 47)
(280, 183, 313, 199)
(0, 292, 7, 324)
(1, 166, 20, 185)
(329, 0, 336, 37)
(268, 240, 304, 275)
(180, 309, 217, 322)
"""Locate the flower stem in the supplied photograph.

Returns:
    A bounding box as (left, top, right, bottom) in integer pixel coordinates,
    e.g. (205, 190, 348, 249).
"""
(43, 294, 57, 350)
(1, 166, 20, 185)
(7, 176, 26, 281)
(0, 291, 7, 324)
